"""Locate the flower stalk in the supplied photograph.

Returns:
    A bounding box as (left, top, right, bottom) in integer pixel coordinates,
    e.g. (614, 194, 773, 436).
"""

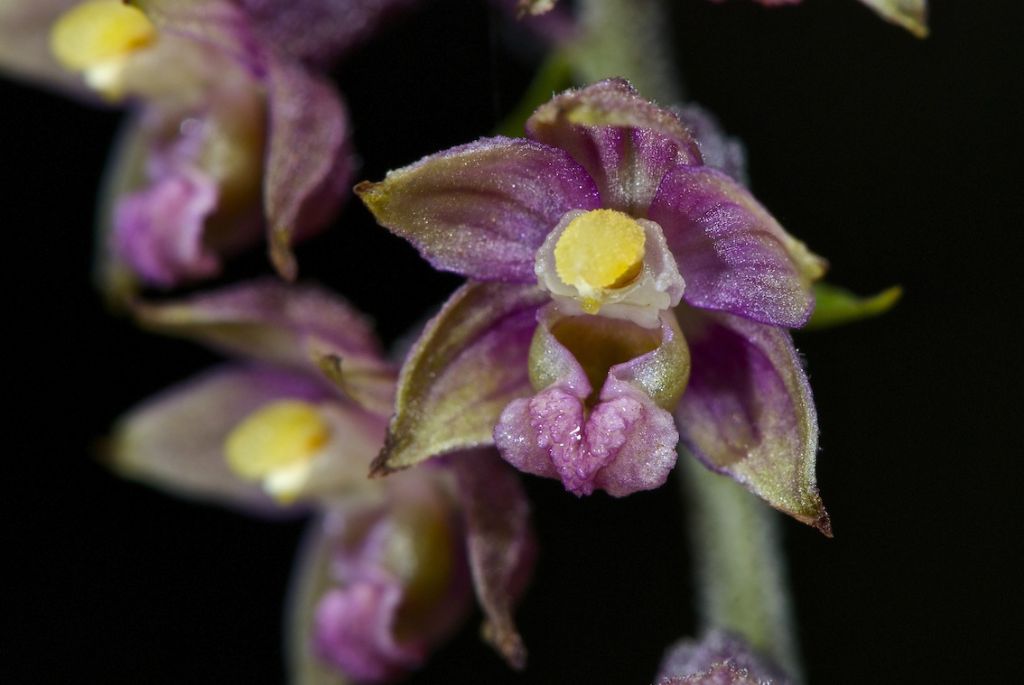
(571, 0, 805, 679)
(682, 455, 804, 682)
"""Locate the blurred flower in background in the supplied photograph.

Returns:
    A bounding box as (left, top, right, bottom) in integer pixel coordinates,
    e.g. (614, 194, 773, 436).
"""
(108, 280, 534, 682)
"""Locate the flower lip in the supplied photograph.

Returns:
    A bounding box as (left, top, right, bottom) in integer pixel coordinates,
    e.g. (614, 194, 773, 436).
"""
(535, 208, 685, 328)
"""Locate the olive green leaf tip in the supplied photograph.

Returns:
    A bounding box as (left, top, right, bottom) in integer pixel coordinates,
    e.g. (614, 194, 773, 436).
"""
(805, 282, 902, 331)
(269, 228, 299, 281)
(483, 621, 528, 670)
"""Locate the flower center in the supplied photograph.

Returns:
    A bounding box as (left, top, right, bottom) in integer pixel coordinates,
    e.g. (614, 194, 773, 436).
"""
(50, 0, 156, 97)
(224, 399, 331, 503)
(553, 209, 646, 311)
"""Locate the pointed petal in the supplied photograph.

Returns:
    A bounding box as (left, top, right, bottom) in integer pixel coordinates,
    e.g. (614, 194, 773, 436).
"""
(108, 364, 330, 515)
(805, 282, 902, 330)
(450, 450, 535, 669)
(134, 279, 396, 413)
(374, 282, 548, 473)
(675, 309, 829, 534)
(859, 0, 928, 38)
(356, 137, 600, 282)
(649, 166, 826, 327)
(526, 79, 702, 214)
(264, 57, 353, 280)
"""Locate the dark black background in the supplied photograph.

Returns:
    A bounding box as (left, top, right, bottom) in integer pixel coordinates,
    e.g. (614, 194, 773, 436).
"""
(5, 0, 1021, 683)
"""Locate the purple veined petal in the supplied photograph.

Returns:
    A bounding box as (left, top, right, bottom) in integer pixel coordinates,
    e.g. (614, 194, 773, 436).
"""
(658, 631, 791, 685)
(495, 308, 687, 497)
(263, 56, 353, 280)
(239, 0, 422, 67)
(134, 279, 397, 414)
(648, 165, 827, 328)
(108, 364, 333, 516)
(449, 450, 535, 669)
(113, 165, 221, 287)
(373, 281, 548, 474)
(356, 136, 601, 282)
(525, 78, 702, 215)
(0, 0, 96, 97)
(675, 307, 830, 534)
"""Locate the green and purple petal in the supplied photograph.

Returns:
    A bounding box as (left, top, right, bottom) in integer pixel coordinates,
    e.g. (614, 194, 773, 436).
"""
(373, 282, 548, 473)
(495, 309, 689, 496)
(263, 56, 353, 280)
(356, 137, 600, 282)
(450, 450, 535, 669)
(675, 308, 830, 534)
(108, 364, 331, 515)
(648, 166, 826, 328)
(134, 279, 396, 413)
(525, 79, 702, 215)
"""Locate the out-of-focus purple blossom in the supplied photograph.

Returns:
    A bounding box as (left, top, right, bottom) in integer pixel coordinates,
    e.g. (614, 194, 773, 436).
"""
(109, 280, 535, 681)
(657, 631, 792, 685)
(0, 0, 419, 298)
(357, 79, 830, 534)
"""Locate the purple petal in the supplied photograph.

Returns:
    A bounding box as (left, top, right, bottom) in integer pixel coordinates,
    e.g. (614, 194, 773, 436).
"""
(648, 166, 826, 327)
(676, 308, 830, 534)
(113, 167, 221, 287)
(108, 364, 331, 515)
(264, 56, 353, 280)
(658, 631, 791, 685)
(450, 450, 535, 669)
(134, 279, 396, 414)
(356, 137, 600, 281)
(374, 282, 548, 473)
(526, 79, 702, 214)
(495, 309, 688, 497)
(239, 0, 421, 67)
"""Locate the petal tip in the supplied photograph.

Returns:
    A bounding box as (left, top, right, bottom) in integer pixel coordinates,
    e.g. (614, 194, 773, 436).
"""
(482, 621, 528, 670)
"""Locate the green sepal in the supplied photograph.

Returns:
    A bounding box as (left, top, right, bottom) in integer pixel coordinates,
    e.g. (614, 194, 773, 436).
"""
(805, 282, 902, 331)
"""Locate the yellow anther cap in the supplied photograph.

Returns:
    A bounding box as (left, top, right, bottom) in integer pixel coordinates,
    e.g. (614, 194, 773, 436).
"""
(553, 209, 646, 296)
(50, 0, 156, 72)
(224, 400, 330, 480)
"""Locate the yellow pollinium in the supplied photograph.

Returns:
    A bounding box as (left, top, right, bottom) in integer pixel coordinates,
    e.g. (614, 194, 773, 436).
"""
(224, 400, 330, 502)
(50, 0, 156, 72)
(553, 209, 646, 313)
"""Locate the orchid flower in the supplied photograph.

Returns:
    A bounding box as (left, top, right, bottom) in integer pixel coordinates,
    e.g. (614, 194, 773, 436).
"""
(0, 0, 414, 298)
(657, 631, 792, 685)
(108, 279, 534, 682)
(357, 79, 830, 534)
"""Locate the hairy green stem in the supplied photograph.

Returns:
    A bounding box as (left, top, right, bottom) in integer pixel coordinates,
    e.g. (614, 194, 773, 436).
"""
(681, 456, 804, 682)
(572, 0, 683, 102)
